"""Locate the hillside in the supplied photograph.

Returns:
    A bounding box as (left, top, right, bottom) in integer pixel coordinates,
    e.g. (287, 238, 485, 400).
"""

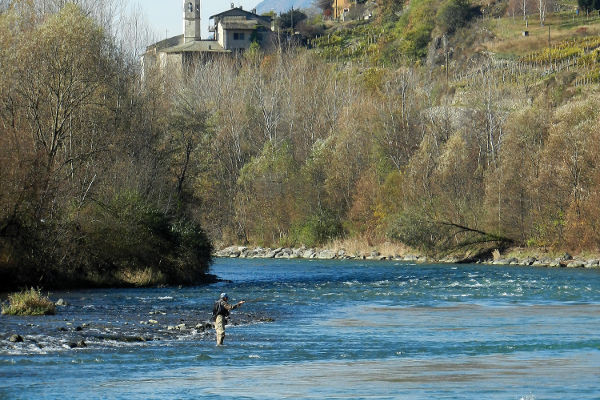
(218, 0, 600, 257)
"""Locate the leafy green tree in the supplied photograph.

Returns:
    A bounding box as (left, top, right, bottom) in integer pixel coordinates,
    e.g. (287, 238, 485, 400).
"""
(578, 0, 600, 10)
(235, 141, 298, 244)
(314, 0, 332, 15)
(279, 9, 307, 31)
(289, 210, 345, 247)
(436, 0, 477, 33)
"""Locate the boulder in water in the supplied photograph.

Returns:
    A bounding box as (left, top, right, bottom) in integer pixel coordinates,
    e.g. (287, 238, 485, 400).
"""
(585, 260, 600, 268)
(560, 253, 572, 262)
(316, 250, 336, 259)
(9, 334, 23, 343)
(566, 260, 585, 268)
(195, 322, 213, 330)
(265, 249, 279, 258)
(55, 299, 68, 306)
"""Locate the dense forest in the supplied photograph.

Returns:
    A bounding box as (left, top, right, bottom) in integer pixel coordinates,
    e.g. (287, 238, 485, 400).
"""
(0, 1, 212, 289)
(1, 0, 600, 289)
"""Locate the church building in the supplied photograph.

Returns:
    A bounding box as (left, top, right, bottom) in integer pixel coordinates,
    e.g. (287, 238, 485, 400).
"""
(143, 1, 275, 73)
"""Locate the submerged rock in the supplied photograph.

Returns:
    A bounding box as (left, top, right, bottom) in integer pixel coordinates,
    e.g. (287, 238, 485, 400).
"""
(94, 335, 151, 343)
(66, 340, 87, 348)
(195, 322, 213, 330)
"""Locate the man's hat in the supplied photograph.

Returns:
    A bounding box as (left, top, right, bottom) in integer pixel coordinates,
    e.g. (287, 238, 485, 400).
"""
(220, 293, 228, 300)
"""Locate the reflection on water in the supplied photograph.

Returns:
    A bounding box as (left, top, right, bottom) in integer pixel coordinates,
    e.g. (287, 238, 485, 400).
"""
(1, 259, 600, 399)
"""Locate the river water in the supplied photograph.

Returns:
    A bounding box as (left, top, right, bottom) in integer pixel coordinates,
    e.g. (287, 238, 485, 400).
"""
(1, 258, 600, 399)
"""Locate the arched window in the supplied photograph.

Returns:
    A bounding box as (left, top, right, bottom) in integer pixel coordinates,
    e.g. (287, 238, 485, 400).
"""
(188, 2, 193, 13)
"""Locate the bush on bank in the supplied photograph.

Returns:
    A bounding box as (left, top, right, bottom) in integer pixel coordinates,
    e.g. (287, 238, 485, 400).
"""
(0, 192, 213, 290)
(1, 288, 56, 316)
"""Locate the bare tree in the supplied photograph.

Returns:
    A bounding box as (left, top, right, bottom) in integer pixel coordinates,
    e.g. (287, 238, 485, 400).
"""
(537, 0, 552, 25)
(507, 0, 533, 20)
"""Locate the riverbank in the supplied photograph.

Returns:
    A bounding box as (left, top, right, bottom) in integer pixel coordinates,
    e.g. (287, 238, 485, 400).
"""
(214, 245, 600, 269)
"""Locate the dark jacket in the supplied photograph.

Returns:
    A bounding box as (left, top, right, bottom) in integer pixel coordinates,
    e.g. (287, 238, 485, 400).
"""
(213, 299, 240, 320)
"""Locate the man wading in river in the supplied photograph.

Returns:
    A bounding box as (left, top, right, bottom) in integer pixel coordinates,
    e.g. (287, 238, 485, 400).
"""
(213, 293, 245, 346)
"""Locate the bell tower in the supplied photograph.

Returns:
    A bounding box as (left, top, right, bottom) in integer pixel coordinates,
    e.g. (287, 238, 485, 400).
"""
(183, 0, 201, 43)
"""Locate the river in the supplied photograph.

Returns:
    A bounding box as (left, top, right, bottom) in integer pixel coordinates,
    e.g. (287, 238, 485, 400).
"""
(1, 258, 600, 399)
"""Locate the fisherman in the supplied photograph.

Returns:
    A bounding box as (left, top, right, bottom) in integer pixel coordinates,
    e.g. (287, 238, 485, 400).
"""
(212, 293, 245, 346)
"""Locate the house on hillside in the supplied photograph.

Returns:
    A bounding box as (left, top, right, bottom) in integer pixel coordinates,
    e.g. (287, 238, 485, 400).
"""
(329, 0, 373, 21)
(210, 7, 274, 51)
(142, 1, 275, 74)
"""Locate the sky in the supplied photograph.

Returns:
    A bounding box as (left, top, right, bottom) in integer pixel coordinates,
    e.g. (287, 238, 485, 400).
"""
(132, 0, 260, 42)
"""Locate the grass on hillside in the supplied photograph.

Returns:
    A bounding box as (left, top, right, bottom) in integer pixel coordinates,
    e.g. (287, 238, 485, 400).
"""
(485, 11, 600, 56)
(1, 288, 56, 316)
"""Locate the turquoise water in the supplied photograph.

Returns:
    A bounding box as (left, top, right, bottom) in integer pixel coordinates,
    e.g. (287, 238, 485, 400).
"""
(1, 259, 600, 399)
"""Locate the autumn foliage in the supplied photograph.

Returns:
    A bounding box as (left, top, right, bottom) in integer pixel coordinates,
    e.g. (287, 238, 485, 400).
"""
(2, 1, 600, 291)
(0, 3, 212, 290)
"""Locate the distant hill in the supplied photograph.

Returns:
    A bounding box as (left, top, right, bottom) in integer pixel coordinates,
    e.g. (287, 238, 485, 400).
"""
(255, 0, 317, 14)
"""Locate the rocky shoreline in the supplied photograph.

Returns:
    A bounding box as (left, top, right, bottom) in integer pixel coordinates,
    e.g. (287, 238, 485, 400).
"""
(214, 246, 600, 269)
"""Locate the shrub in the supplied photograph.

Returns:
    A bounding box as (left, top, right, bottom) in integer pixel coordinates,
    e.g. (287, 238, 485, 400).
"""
(77, 191, 213, 286)
(436, 0, 477, 34)
(279, 9, 307, 31)
(289, 211, 345, 247)
(388, 210, 448, 253)
(578, 0, 600, 11)
(396, 0, 437, 59)
(1, 288, 56, 316)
